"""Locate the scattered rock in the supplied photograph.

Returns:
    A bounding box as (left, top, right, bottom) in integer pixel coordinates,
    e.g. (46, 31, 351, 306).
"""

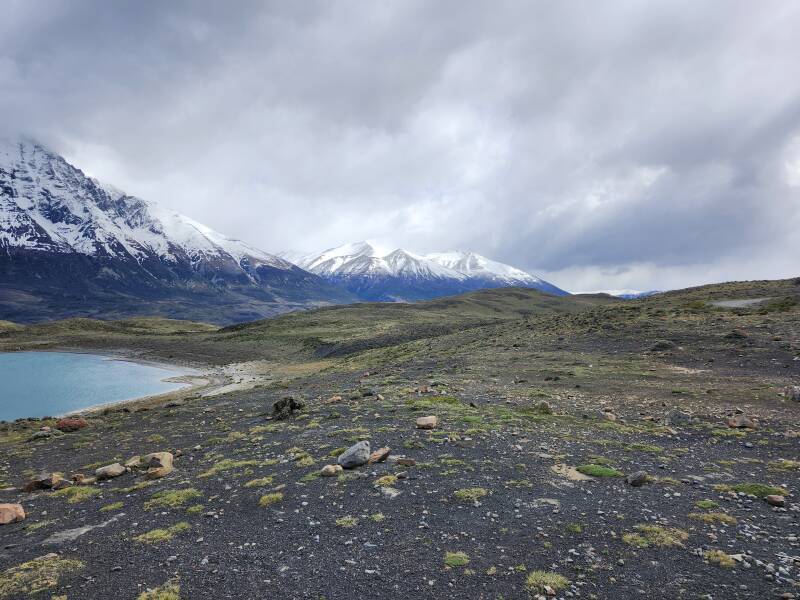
(783, 386, 800, 402)
(726, 414, 757, 429)
(55, 417, 88, 432)
(396, 458, 416, 467)
(272, 395, 306, 420)
(123, 455, 142, 469)
(95, 463, 127, 480)
(537, 401, 553, 415)
(23, 472, 67, 492)
(651, 339, 677, 351)
(142, 451, 174, 479)
(367, 447, 391, 464)
(71, 474, 97, 486)
(415, 415, 439, 430)
(598, 409, 617, 422)
(337, 441, 371, 469)
(320, 464, 343, 477)
(0, 503, 25, 525)
(625, 471, 649, 487)
(765, 495, 786, 507)
(380, 487, 402, 499)
(663, 409, 693, 427)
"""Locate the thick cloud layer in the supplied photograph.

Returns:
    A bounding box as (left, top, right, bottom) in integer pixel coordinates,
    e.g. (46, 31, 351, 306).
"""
(2, 0, 799, 291)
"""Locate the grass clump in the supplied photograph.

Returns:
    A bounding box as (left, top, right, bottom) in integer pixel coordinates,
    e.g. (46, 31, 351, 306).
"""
(244, 476, 274, 488)
(258, 492, 284, 507)
(137, 579, 181, 600)
(186, 504, 204, 515)
(144, 488, 202, 510)
(100, 501, 124, 512)
(705, 549, 736, 568)
(525, 571, 569, 593)
(576, 464, 623, 477)
(199, 459, 260, 478)
(116, 481, 154, 494)
(374, 475, 397, 487)
(695, 499, 719, 509)
(688, 512, 737, 525)
(443, 551, 470, 568)
(454, 487, 489, 502)
(714, 482, 787, 498)
(623, 524, 688, 548)
(52, 486, 101, 504)
(769, 459, 800, 471)
(0, 554, 84, 597)
(335, 516, 358, 528)
(134, 522, 190, 544)
(369, 513, 385, 522)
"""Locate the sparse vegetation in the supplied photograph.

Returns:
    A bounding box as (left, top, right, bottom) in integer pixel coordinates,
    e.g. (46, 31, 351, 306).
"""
(144, 488, 202, 510)
(623, 525, 688, 548)
(454, 487, 489, 502)
(443, 551, 470, 568)
(258, 492, 284, 507)
(134, 522, 191, 544)
(525, 571, 569, 594)
(576, 464, 623, 477)
(0, 555, 84, 598)
(52, 486, 101, 503)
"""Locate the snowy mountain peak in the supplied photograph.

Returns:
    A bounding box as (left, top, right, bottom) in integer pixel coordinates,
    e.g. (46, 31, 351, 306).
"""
(288, 242, 568, 300)
(0, 137, 290, 273)
(425, 250, 544, 286)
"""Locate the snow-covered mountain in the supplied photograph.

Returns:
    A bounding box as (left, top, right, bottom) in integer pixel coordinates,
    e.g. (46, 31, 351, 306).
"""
(0, 138, 355, 323)
(289, 242, 568, 301)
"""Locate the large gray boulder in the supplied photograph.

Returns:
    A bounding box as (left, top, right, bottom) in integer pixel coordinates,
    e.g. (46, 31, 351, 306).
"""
(337, 441, 371, 469)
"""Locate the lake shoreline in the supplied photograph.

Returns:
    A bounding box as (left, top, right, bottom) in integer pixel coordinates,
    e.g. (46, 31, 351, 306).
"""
(0, 350, 228, 421)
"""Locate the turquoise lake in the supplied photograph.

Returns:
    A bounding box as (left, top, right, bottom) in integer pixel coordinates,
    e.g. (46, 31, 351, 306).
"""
(0, 352, 190, 421)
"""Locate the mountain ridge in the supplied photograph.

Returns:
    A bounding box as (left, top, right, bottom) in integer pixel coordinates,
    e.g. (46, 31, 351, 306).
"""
(288, 241, 568, 301)
(0, 138, 356, 323)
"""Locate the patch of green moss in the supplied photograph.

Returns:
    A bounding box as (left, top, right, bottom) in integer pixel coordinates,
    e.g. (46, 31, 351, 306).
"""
(134, 522, 190, 544)
(335, 515, 358, 528)
(688, 512, 737, 525)
(52, 486, 101, 504)
(100, 501, 124, 512)
(443, 551, 470, 567)
(454, 487, 489, 502)
(695, 499, 719, 509)
(705, 549, 736, 567)
(244, 476, 274, 488)
(525, 571, 569, 593)
(137, 579, 181, 600)
(199, 459, 261, 478)
(576, 464, 623, 477)
(144, 488, 202, 510)
(0, 554, 84, 598)
(714, 482, 787, 498)
(622, 524, 688, 548)
(258, 492, 284, 507)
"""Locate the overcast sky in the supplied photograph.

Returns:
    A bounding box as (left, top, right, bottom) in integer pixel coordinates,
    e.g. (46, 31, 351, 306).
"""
(2, 1, 799, 292)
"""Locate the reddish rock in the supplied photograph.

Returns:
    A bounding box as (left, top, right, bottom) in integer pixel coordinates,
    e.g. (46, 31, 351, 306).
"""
(765, 494, 785, 507)
(0, 503, 25, 525)
(55, 417, 88, 432)
(23, 472, 65, 492)
(726, 414, 757, 429)
(367, 447, 391, 464)
(396, 458, 417, 467)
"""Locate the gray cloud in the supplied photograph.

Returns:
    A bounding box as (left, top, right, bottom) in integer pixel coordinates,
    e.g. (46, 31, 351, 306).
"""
(2, 0, 799, 291)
